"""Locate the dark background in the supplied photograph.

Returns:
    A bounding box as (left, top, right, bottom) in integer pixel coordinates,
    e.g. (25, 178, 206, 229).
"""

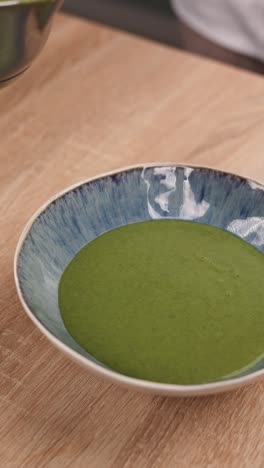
(62, 0, 181, 47)
(61, 1, 264, 74)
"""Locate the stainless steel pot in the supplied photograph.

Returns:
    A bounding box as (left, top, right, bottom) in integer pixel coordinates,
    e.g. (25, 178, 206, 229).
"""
(0, 0, 63, 86)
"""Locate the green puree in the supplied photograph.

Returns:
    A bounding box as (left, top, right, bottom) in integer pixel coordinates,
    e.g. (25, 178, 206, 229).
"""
(59, 220, 264, 385)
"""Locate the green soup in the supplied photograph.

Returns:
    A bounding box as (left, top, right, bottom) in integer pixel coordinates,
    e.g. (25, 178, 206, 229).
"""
(59, 220, 264, 385)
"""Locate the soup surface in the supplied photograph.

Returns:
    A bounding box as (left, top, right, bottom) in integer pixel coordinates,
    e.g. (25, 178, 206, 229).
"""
(59, 220, 264, 384)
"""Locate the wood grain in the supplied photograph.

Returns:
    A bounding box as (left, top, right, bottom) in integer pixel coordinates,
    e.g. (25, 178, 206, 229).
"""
(1, 13, 264, 468)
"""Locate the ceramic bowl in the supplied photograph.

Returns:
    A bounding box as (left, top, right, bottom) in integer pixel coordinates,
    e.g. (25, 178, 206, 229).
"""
(14, 164, 264, 397)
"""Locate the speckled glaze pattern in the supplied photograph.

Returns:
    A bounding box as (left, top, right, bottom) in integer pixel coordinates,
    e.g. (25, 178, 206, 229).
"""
(15, 165, 264, 390)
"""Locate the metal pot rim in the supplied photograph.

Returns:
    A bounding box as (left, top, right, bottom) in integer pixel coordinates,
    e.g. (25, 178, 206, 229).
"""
(0, 0, 54, 6)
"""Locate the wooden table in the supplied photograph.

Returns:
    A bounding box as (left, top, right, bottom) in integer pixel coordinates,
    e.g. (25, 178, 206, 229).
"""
(1, 13, 264, 468)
